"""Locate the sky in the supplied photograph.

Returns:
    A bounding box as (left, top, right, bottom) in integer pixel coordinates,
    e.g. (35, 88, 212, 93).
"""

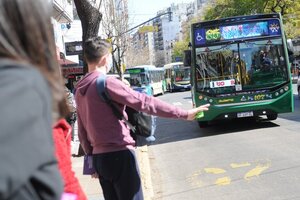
(128, 0, 193, 27)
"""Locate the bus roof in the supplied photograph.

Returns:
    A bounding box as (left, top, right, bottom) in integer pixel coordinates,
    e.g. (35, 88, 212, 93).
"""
(192, 13, 281, 28)
(163, 62, 183, 69)
(127, 65, 164, 71)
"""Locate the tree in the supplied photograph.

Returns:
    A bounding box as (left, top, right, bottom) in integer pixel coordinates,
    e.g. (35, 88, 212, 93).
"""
(73, 0, 102, 74)
(172, 12, 203, 58)
(126, 46, 150, 67)
(203, 0, 300, 38)
(101, 0, 129, 77)
(154, 50, 166, 67)
(172, 40, 188, 61)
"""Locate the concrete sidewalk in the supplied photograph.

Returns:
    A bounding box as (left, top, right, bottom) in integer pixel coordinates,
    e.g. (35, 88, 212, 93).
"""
(71, 156, 104, 200)
(71, 146, 153, 200)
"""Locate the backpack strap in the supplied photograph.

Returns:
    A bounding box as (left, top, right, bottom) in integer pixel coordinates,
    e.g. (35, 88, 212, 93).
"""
(95, 74, 136, 132)
(95, 74, 111, 102)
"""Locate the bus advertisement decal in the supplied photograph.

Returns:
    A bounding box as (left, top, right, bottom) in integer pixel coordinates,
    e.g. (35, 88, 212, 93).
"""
(210, 79, 235, 88)
(218, 99, 234, 103)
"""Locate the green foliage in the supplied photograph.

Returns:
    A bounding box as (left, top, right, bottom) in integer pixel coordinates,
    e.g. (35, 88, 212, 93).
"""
(202, 0, 300, 38)
(172, 15, 202, 60)
(172, 40, 189, 60)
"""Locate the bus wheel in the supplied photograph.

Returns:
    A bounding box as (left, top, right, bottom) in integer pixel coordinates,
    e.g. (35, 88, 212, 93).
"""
(198, 121, 208, 128)
(267, 113, 278, 120)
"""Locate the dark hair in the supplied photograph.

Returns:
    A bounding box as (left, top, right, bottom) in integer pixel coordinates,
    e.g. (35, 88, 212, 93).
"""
(84, 37, 111, 64)
(0, 0, 69, 119)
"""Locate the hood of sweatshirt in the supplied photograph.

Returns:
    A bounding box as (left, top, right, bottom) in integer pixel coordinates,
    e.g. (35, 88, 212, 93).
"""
(75, 71, 100, 96)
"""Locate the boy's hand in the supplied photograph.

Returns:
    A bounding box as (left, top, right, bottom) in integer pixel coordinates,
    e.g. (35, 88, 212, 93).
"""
(187, 104, 210, 121)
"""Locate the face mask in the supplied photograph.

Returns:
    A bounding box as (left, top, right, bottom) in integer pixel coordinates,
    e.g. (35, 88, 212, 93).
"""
(106, 54, 113, 73)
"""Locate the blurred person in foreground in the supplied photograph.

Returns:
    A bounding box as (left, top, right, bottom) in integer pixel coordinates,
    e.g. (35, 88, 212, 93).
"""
(0, 0, 85, 199)
(75, 37, 210, 200)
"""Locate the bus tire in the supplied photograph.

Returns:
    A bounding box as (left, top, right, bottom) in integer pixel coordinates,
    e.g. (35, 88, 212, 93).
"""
(198, 121, 208, 128)
(267, 113, 278, 120)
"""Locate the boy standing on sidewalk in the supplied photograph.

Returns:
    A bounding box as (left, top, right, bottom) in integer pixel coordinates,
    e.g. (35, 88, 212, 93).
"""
(75, 37, 210, 200)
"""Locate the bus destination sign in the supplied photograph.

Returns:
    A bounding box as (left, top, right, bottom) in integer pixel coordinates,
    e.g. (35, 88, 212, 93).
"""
(127, 68, 143, 74)
(194, 19, 281, 46)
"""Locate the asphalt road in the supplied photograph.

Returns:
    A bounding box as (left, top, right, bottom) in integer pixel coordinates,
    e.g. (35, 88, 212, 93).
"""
(149, 84, 300, 200)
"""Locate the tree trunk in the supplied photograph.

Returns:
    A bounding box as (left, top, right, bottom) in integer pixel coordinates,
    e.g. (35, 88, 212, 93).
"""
(74, 0, 102, 74)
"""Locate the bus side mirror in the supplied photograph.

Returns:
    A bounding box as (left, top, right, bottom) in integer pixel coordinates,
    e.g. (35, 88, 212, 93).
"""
(184, 50, 191, 66)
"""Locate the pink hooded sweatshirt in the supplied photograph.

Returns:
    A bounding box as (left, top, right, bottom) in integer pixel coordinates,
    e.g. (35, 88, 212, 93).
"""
(75, 71, 188, 154)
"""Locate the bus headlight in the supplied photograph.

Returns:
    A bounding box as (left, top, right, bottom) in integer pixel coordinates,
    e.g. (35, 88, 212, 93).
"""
(275, 92, 279, 96)
(284, 86, 289, 91)
(280, 89, 284, 93)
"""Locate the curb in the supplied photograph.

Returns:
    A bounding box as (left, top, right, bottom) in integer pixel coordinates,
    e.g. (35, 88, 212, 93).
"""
(136, 145, 154, 200)
(72, 146, 153, 200)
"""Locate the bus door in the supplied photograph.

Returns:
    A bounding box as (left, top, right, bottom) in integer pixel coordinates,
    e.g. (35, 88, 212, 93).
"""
(149, 71, 163, 95)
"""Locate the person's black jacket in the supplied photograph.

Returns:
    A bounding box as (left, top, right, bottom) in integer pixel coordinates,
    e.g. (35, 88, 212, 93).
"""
(0, 60, 63, 200)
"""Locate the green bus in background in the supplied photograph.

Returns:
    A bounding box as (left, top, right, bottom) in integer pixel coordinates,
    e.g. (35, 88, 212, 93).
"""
(163, 62, 191, 92)
(190, 13, 294, 127)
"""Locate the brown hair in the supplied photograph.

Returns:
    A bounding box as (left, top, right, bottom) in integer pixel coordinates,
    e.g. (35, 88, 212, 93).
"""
(84, 37, 111, 64)
(0, 0, 69, 120)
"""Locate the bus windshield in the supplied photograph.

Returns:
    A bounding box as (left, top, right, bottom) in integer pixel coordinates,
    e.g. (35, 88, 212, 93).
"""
(127, 73, 149, 87)
(195, 38, 289, 94)
(175, 67, 190, 82)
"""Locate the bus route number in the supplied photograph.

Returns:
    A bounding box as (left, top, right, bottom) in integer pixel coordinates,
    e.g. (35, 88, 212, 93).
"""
(254, 94, 265, 101)
(210, 79, 235, 88)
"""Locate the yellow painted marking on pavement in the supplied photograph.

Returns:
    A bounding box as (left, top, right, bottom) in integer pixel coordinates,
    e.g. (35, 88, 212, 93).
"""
(190, 170, 201, 177)
(215, 177, 231, 186)
(186, 170, 201, 183)
(230, 162, 251, 169)
(204, 168, 226, 174)
(186, 170, 204, 188)
(244, 163, 271, 180)
(190, 179, 204, 188)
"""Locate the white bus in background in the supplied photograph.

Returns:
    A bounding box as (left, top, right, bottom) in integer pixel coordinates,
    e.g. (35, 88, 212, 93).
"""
(163, 62, 191, 92)
(125, 65, 165, 96)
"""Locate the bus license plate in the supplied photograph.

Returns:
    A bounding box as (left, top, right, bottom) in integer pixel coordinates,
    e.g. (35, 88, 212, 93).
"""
(237, 111, 253, 118)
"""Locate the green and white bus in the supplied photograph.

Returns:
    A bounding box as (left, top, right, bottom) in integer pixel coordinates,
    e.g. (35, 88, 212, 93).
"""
(190, 13, 294, 127)
(125, 65, 165, 96)
(163, 62, 191, 92)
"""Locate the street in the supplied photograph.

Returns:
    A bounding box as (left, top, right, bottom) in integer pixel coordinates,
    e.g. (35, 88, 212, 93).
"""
(149, 84, 300, 200)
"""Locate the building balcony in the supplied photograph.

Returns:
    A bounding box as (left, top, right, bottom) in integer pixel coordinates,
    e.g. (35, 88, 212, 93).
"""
(52, 0, 73, 23)
(157, 35, 163, 41)
(157, 25, 162, 31)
